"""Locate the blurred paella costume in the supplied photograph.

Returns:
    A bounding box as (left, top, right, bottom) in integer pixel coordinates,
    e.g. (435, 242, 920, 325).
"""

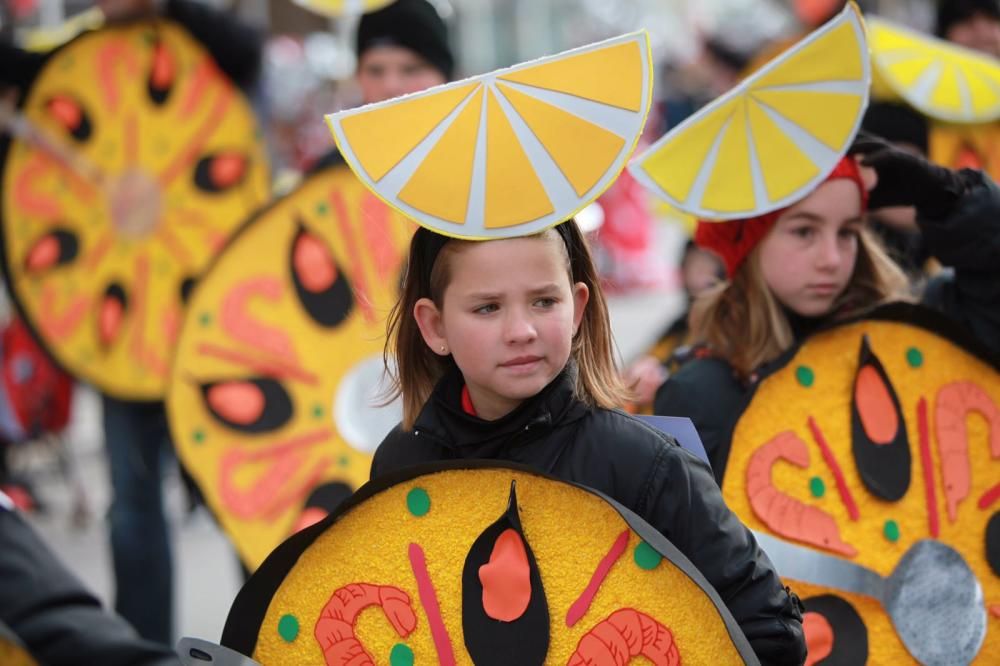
(167, 0, 456, 572)
(635, 4, 1000, 662)
(0, 1, 269, 643)
(217, 463, 759, 665)
(167, 150, 416, 571)
(867, 13, 1000, 181)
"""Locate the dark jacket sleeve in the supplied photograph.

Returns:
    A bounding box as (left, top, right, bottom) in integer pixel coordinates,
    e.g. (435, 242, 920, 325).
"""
(918, 169, 1000, 358)
(653, 357, 746, 483)
(165, 0, 262, 91)
(1, 3, 261, 94)
(639, 448, 806, 666)
(0, 507, 180, 665)
(0, 43, 46, 91)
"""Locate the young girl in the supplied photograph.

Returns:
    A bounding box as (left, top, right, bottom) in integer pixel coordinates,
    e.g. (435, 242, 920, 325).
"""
(654, 137, 1000, 480)
(371, 219, 807, 664)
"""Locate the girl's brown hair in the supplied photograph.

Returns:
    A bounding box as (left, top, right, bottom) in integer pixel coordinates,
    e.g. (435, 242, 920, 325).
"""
(384, 220, 628, 429)
(690, 227, 910, 380)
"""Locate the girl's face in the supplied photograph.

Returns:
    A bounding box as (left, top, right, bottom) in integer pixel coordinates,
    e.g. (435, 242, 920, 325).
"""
(758, 179, 864, 318)
(414, 234, 589, 421)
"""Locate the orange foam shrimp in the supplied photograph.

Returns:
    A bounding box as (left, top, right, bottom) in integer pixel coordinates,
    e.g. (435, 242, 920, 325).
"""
(747, 431, 857, 557)
(934, 381, 1000, 522)
(567, 608, 680, 666)
(314, 583, 417, 666)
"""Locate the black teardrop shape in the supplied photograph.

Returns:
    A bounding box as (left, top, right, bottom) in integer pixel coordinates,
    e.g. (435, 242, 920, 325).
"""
(199, 377, 294, 434)
(289, 224, 353, 328)
(97, 283, 129, 348)
(24, 228, 79, 273)
(987, 511, 1000, 577)
(179, 276, 197, 303)
(802, 595, 869, 665)
(851, 335, 911, 501)
(105, 283, 128, 308)
(147, 41, 173, 105)
(462, 481, 548, 666)
(47, 95, 92, 142)
(193, 153, 248, 193)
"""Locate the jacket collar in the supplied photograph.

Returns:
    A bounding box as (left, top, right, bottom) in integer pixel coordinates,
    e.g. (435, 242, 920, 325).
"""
(412, 362, 586, 456)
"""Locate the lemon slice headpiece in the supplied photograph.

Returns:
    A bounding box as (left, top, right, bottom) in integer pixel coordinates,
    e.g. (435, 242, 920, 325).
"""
(326, 31, 653, 240)
(869, 16, 1000, 123)
(630, 3, 870, 221)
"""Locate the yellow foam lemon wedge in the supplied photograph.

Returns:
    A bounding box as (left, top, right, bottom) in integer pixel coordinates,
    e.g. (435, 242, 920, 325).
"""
(326, 31, 652, 239)
(629, 3, 869, 220)
(290, 0, 393, 18)
(869, 16, 1000, 123)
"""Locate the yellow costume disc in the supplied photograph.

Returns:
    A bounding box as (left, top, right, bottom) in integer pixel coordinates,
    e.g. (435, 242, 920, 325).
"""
(0, 20, 270, 400)
(167, 158, 414, 569)
(326, 31, 652, 240)
(630, 3, 869, 220)
(221, 463, 756, 665)
(930, 121, 1000, 183)
(0, 623, 37, 666)
(723, 304, 1000, 664)
(869, 17, 1000, 124)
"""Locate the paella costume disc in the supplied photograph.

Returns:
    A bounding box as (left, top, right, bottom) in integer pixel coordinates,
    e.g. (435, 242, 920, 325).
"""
(723, 304, 1000, 664)
(220, 462, 759, 665)
(0, 18, 270, 400)
(167, 154, 415, 570)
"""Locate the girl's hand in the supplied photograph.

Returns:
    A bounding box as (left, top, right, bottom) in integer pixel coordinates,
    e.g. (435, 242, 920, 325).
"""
(850, 133, 966, 215)
(624, 355, 669, 406)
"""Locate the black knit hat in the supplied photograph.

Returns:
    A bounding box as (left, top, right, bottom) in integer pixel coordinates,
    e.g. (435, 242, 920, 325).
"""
(356, 0, 454, 80)
(861, 102, 929, 155)
(936, 0, 1000, 37)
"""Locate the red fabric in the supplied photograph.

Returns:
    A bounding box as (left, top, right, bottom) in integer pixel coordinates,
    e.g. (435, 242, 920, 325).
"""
(461, 385, 477, 416)
(1, 317, 73, 437)
(694, 157, 868, 277)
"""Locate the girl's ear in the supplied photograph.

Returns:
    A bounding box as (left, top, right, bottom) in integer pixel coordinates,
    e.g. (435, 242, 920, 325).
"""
(413, 297, 449, 355)
(571, 281, 590, 335)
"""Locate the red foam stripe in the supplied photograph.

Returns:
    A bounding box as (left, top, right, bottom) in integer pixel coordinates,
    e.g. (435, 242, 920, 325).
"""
(978, 482, 1000, 510)
(565, 529, 630, 627)
(917, 397, 940, 538)
(808, 416, 860, 521)
(330, 188, 375, 324)
(195, 342, 319, 386)
(408, 543, 455, 666)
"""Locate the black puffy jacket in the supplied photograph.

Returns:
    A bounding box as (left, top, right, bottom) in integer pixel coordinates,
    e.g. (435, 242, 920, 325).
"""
(372, 364, 807, 665)
(0, 499, 179, 665)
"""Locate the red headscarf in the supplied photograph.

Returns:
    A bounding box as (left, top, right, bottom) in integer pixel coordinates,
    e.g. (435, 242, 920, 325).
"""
(694, 156, 869, 277)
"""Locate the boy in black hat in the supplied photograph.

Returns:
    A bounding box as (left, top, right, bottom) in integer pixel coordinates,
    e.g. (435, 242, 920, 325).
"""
(355, 0, 453, 104)
(937, 0, 1000, 57)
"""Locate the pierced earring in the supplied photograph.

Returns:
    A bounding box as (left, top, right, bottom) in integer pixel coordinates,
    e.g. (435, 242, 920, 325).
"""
(440, 345, 448, 354)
